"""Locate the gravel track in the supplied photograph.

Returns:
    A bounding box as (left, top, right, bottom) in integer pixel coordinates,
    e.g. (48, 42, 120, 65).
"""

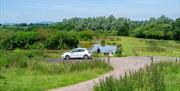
(49, 56, 180, 91)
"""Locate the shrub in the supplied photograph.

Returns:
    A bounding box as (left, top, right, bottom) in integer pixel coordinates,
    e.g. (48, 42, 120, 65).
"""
(0, 31, 79, 50)
(1, 31, 39, 49)
(80, 30, 95, 40)
(116, 44, 122, 57)
(44, 31, 79, 49)
(101, 40, 106, 46)
(28, 42, 44, 49)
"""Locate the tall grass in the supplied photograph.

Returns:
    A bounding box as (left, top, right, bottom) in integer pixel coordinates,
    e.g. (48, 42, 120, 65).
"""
(103, 36, 180, 57)
(94, 61, 180, 91)
(0, 49, 44, 68)
(0, 49, 112, 91)
(0, 49, 112, 75)
(32, 60, 112, 75)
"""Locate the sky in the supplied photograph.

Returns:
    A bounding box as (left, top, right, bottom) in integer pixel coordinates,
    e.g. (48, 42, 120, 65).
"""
(0, 0, 180, 23)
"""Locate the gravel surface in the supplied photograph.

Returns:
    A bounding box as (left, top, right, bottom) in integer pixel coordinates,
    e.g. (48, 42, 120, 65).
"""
(49, 56, 180, 91)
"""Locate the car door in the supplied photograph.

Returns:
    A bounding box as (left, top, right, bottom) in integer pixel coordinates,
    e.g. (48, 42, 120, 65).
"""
(71, 49, 85, 58)
(72, 49, 85, 58)
(78, 49, 85, 58)
(70, 49, 79, 58)
(74, 49, 84, 58)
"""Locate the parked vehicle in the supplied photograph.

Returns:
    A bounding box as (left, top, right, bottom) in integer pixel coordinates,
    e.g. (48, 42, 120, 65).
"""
(62, 48, 92, 60)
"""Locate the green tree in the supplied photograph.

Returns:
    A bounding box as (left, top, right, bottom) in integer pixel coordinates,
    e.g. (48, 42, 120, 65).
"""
(173, 18, 180, 40)
(44, 31, 79, 49)
(80, 30, 95, 40)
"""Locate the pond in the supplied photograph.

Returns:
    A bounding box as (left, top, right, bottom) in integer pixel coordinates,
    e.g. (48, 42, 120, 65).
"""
(79, 42, 117, 54)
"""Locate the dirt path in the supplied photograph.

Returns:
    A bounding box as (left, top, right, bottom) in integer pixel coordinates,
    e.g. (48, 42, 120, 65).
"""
(49, 56, 153, 91)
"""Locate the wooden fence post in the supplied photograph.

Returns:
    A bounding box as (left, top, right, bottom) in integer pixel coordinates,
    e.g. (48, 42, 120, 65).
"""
(107, 55, 110, 65)
(151, 56, 153, 64)
(176, 57, 178, 63)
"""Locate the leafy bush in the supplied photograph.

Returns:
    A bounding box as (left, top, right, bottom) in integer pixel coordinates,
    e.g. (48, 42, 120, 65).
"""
(101, 40, 106, 46)
(28, 42, 44, 49)
(1, 31, 39, 49)
(130, 16, 178, 40)
(44, 31, 79, 49)
(0, 30, 79, 50)
(80, 30, 95, 40)
(116, 44, 122, 57)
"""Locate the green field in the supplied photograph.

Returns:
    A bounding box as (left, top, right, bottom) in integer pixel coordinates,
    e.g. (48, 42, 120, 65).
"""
(0, 50, 112, 91)
(0, 68, 109, 91)
(103, 36, 180, 57)
(94, 61, 180, 91)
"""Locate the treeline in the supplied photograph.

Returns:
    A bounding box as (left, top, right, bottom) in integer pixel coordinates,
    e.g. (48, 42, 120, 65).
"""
(131, 17, 180, 40)
(0, 30, 79, 50)
(52, 15, 179, 40)
(1, 15, 180, 40)
(0, 15, 180, 50)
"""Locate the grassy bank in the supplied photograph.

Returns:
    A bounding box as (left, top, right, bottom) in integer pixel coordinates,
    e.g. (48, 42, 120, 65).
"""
(0, 50, 112, 91)
(94, 61, 180, 91)
(99, 36, 180, 57)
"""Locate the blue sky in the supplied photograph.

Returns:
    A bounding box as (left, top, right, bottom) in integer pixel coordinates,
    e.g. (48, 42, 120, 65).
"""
(0, 0, 180, 23)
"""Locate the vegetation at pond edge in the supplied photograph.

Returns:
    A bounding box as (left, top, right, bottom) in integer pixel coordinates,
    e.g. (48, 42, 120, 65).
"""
(94, 61, 180, 91)
(0, 49, 112, 91)
(92, 36, 180, 57)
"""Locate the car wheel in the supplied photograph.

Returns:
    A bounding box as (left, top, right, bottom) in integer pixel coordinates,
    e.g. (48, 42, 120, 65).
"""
(65, 55, 70, 60)
(83, 55, 89, 59)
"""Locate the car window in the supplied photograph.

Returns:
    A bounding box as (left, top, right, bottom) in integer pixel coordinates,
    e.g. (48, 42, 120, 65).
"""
(79, 49, 85, 52)
(72, 49, 79, 52)
(72, 49, 85, 52)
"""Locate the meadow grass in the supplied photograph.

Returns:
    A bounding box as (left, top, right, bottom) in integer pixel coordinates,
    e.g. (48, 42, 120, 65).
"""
(0, 68, 109, 91)
(94, 61, 180, 91)
(0, 49, 112, 91)
(104, 36, 180, 57)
